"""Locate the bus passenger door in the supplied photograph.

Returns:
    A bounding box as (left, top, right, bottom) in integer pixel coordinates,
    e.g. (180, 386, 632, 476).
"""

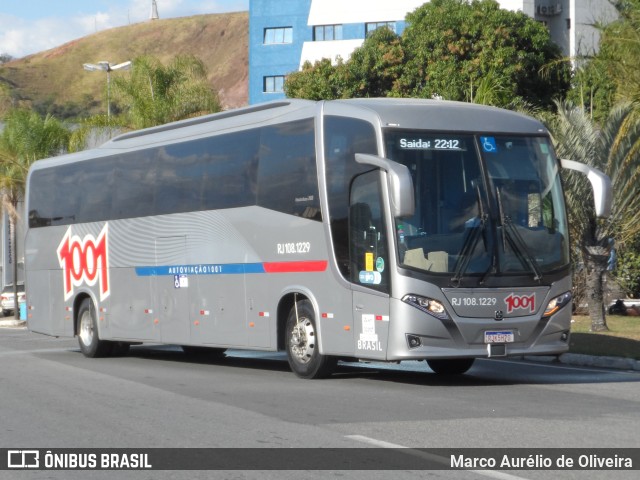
(155, 236, 190, 345)
(350, 171, 391, 360)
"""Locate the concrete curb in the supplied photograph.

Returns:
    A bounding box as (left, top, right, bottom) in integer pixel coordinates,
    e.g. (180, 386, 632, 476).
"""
(524, 353, 640, 372)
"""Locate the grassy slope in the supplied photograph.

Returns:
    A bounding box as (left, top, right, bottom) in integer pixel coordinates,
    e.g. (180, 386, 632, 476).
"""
(569, 315, 640, 360)
(0, 12, 248, 112)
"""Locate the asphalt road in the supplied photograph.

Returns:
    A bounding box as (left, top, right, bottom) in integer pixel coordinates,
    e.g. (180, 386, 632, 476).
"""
(1, 326, 639, 480)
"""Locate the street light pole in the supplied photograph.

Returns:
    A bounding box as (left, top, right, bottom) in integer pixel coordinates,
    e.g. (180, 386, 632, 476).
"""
(83, 60, 132, 119)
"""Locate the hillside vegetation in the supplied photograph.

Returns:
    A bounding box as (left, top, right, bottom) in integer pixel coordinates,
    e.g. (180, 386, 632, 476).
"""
(0, 12, 248, 116)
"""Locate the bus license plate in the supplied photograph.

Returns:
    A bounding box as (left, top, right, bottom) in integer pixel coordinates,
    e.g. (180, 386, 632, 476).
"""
(484, 330, 514, 344)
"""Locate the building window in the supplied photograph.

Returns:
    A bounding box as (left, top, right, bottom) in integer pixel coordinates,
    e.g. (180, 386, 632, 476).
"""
(264, 27, 293, 44)
(566, 18, 571, 30)
(264, 75, 285, 93)
(314, 24, 343, 41)
(365, 22, 396, 36)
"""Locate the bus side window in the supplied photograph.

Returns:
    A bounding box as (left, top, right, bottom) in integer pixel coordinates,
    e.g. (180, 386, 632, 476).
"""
(257, 118, 321, 220)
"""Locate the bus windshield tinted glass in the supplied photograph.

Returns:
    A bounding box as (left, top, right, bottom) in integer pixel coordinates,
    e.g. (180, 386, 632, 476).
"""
(385, 131, 569, 278)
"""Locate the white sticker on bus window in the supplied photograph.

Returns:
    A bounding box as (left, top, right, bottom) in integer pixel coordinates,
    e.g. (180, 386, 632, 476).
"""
(359, 271, 381, 285)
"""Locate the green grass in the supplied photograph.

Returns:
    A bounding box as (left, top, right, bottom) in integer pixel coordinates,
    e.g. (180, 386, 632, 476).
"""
(569, 315, 640, 360)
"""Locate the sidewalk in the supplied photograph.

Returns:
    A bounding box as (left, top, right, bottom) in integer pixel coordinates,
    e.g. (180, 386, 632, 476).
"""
(0, 318, 26, 328)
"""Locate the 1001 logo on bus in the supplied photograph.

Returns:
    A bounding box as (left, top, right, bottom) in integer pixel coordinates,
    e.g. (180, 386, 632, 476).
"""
(57, 224, 110, 301)
(504, 293, 535, 314)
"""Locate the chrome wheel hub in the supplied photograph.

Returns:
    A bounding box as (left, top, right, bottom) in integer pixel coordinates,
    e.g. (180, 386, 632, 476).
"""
(79, 310, 93, 346)
(289, 318, 315, 364)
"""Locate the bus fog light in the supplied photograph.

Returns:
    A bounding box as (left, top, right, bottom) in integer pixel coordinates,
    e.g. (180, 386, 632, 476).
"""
(407, 335, 422, 349)
(402, 294, 450, 320)
(543, 292, 572, 318)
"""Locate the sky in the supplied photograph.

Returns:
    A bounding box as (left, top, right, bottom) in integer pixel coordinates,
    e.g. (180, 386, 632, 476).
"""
(0, 0, 249, 59)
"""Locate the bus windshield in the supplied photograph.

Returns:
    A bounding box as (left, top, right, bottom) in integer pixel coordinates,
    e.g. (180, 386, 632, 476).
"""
(385, 131, 569, 280)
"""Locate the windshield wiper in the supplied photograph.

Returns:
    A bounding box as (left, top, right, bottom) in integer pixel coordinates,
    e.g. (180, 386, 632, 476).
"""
(496, 187, 543, 282)
(451, 181, 487, 287)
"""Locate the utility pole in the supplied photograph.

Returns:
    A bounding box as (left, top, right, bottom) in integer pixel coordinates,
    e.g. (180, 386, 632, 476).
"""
(150, 1, 160, 20)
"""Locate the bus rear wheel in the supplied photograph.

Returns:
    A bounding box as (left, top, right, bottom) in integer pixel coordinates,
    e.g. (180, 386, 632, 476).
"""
(77, 298, 113, 358)
(285, 299, 336, 379)
(426, 358, 475, 375)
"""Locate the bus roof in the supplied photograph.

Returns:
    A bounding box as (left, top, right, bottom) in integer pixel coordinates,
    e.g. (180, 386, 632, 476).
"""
(330, 98, 547, 135)
(29, 98, 547, 173)
(103, 98, 547, 149)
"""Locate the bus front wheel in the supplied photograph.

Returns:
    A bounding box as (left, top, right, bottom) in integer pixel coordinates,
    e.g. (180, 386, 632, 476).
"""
(77, 298, 113, 358)
(426, 358, 475, 375)
(285, 299, 336, 379)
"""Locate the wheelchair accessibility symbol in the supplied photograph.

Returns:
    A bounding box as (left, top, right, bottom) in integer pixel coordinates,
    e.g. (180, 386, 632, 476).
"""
(174, 274, 189, 288)
(480, 136, 497, 153)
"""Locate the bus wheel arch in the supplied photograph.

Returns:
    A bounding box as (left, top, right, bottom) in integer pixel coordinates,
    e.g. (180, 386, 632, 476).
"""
(280, 293, 336, 379)
(75, 295, 112, 358)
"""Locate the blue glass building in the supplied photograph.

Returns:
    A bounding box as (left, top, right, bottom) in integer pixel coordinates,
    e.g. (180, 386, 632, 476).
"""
(248, 0, 424, 104)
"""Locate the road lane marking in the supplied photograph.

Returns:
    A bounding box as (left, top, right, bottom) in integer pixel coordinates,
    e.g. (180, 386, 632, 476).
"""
(345, 434, 530, 480)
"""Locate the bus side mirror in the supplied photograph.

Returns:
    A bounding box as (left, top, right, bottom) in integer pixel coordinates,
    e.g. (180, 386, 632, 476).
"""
(355, 153, 415, 218)
(560, 159, 612, 218)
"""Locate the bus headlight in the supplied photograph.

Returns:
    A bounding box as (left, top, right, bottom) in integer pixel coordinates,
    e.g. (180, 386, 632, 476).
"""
(543, 292, 572, 318)
(402, 294, 450, 320)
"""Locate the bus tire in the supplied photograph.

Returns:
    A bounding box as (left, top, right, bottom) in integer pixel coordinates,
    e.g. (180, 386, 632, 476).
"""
(77, 298, 113, 358)
(285, 299, 336, 379)
(427, 358, 475, 375)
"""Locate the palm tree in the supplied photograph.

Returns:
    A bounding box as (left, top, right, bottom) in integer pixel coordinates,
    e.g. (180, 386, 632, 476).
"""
(597, 1, 640, 109)
(0, 109, 70, 318)
(112, 54, 221, 130)
(69, 54, 222, 151)
(548, 101, 640, 331)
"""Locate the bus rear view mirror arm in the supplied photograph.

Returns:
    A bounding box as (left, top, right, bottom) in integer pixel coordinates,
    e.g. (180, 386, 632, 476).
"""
(560, 159, 612, 218)
(355, 153, 415, 218)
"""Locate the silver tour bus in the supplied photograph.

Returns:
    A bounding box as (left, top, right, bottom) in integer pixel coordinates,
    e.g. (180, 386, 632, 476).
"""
(25, 99, 611, 378)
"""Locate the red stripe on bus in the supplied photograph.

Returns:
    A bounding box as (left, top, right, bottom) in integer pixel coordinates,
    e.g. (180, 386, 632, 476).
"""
(263, 260, 328, 273)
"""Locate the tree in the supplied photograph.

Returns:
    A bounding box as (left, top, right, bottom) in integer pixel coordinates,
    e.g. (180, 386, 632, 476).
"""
(69, 54, 222, 151)
(0, 109, 70, 318)
(567, 0, 640, 121)
(567, 63, 617, 124)
(397, 0, 570, 107)
(615, 238, 640, 298)
(596, 0, 640, 109)
(285, 0, 570, 109)
(548, 102, 640, 331)
(111, 54, 221, 130)
(343, 27, 406, 98)
(284, 28, 405, 100)
(284, 58, 349, 100)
